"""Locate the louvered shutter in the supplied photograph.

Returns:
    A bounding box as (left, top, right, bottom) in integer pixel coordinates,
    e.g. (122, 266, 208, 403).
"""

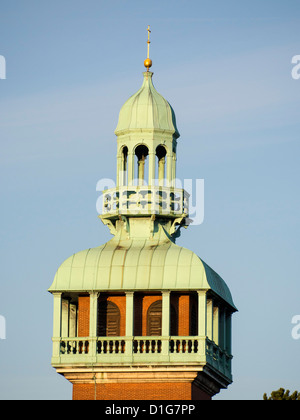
(98, 301, 120, 337)
(147, 301, 162, 336)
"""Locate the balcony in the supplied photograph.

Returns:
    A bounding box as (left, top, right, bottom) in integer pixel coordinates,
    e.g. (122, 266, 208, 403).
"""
(101, 186, 189, 218)
(51, 336, 232, 382)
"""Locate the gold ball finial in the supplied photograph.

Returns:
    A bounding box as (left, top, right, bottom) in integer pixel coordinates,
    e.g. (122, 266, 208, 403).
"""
(144, 58, 152, 70)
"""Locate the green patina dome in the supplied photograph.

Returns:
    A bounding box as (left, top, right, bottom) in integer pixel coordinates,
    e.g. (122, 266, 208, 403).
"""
(115, 71, 180, 139)
(49, 227, 237, 312)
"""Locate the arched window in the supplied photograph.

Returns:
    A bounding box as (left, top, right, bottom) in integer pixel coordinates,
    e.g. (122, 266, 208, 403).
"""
(156, 145, 167, 186)
(97, 300, 120, 337)
(135, 145, 149, 186)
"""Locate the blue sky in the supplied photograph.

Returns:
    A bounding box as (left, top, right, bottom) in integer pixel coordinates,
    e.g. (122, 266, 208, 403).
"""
(0, 0, 299, 400)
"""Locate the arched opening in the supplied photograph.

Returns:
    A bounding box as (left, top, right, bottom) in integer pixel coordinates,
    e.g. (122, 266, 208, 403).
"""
(147, 300, 162, 336)
(121, 146, 128, 186)
(156, 145, 167, 186)
(97, 300, 120, 337)
(135, 145, 149, 186)
(146, 300, 177, 336)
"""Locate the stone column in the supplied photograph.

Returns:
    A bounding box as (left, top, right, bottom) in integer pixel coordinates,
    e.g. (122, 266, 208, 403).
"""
(89, 292, 99, 358)
(166, 153, 172, 186)
(213, 305, 219, 345)
(207, 299, 213, 341)
(52, 292, 62, 359)
(125, 292, 134, 356)
(148, 152, 155, 186)
(89, 292, 99, 338)
(127, 151, 134, 186)
(225, 310, 232, 355)
(116, 154, 121, 186)
(158, 157, 165, 186)
(197, 291, 207, 337)
(197, 291, 207, 357)
(171, 154, 177, 187)
(162, 291, 170, 354)
(61, 298, 69, 338)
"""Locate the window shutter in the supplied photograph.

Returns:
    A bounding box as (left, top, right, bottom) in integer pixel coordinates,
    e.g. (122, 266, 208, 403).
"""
(98, 301, 120, 337)
(147, 300, 162, 336)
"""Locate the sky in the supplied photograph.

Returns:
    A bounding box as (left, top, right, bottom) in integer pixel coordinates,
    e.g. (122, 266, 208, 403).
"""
(0, 0, 299, 400)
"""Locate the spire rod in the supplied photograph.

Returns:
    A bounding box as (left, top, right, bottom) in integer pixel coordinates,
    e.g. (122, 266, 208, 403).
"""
(147, 25, 151, 59)
(144, 25, 152, 71)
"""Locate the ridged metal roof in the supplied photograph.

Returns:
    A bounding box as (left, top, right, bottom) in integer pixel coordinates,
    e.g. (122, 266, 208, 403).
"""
(49, 231, 237, 311)
(114, 71, 180, 139)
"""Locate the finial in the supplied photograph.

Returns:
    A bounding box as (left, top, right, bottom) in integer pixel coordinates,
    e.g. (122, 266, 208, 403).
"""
(144, 25, 152, 71)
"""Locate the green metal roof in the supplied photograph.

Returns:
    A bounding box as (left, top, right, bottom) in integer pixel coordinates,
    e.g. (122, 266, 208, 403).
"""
(49, 230, 237, 311)
(114, 71, 180, 139)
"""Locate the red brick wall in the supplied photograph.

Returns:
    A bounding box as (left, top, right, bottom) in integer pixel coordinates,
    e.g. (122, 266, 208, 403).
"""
(78, 295, 90, 337)
(73, 382, 211, 400)
(77, 293, 196, 338)
(171, 294, 190, 336)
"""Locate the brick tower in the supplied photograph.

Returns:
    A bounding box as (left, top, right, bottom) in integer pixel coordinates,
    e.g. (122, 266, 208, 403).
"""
(49, 28, 237, 400)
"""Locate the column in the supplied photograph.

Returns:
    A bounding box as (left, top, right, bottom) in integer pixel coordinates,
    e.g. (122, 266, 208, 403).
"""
(162, 291, 170, 354)
(148, 152, 155, 186)
(127, 151, 134, 186)
(52, 292, 62, 359)
(158, 157, 165, 186)
(219, 306, 225, 350)
(206, 299, 213, 341)
(166, 153, 172, 186)
(61, 298, 69, 338)
(225, 310, 232, 355)
(89, 292, 99, 337)
(213, 305, 219, 345)
(197, 291, 207, 357)
(138, 158, 145, 186)
(171, 155, 176, 187)
(125, 292, 134, 356)
(89, 292, 99, 358)
(197, 291, 207, 337)
(116, 154, 121, 186)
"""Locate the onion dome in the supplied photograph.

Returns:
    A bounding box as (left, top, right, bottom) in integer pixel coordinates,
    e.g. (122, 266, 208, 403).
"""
(115, 71, 180, 139)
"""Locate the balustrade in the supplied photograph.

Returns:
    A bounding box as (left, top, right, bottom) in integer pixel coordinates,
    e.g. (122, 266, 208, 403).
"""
(102, 186, 189, 217)
(59, 337, 202, 356)
(55, 336, 232, 381)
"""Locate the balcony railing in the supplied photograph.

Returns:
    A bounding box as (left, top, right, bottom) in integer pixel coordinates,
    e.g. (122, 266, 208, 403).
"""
(52, 336, 232, 381)
(101, 186, 189, 217)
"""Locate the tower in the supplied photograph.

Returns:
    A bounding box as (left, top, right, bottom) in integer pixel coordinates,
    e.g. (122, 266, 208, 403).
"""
(49, 28, 237, 400)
